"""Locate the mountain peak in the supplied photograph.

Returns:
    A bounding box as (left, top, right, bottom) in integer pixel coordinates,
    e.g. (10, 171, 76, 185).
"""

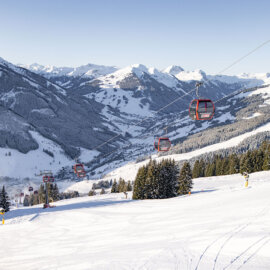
(163, 65, 184, 75)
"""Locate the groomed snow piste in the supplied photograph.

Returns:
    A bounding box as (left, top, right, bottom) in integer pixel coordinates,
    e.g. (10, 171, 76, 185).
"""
(1, 171, 270, 270)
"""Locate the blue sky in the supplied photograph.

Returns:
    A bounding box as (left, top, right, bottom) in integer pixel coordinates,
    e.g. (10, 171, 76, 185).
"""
(0, 0, 269, 74)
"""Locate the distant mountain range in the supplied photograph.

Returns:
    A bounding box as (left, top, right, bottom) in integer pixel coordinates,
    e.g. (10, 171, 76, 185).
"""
(1, 57, 269, 180)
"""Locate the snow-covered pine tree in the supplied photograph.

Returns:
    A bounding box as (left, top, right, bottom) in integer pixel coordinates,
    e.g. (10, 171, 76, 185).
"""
(0, 186, 10, 212)
(100, 188, 106, 195)
(178, 162, 193, 195)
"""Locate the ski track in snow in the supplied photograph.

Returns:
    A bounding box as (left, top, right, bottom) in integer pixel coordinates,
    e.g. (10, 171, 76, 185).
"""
(236, 238, 270, 270)
(212, 205, 270, 270)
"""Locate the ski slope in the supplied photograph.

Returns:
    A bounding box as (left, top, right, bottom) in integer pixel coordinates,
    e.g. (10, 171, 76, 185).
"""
(1, 171, 270, 270)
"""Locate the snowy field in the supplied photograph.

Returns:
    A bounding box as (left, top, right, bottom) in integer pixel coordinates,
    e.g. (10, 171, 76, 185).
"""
(1, 171, 270, 270)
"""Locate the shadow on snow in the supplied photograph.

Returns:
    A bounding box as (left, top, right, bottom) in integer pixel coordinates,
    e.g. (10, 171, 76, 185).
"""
(5, 198, 133, 221)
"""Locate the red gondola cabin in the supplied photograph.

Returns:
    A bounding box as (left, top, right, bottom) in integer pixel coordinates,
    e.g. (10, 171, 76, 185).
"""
(154, 137, 171, 152)
(43, 176, 49, 183)
(73, 163, 86, 178)
(48, 176, 55, 182)
(189, 99, 215, 120)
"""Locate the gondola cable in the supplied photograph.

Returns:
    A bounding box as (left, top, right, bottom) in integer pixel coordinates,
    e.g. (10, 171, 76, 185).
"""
(75, 39, 270, 171)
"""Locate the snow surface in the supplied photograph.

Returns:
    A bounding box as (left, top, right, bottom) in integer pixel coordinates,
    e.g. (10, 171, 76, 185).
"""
(1, 171, 270, 270)
(163, 65, 184, 75)
(87, 87, 152, 117)
(0, 131, 73, 179)
(175, 69, 206, 81)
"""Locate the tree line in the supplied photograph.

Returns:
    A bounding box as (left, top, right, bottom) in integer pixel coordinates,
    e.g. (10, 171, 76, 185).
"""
(111, 178, 132, 193)
(133, 159, 193, 200)
(23, 183, 79, 206)
(192, 140, 270, 178)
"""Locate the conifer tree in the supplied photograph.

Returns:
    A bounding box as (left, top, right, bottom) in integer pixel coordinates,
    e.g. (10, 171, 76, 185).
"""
(133, 165, 147, 199)
(255, 149, 264, 172)
(192, 160, 200, 178)
(199, 159, 205, 177)
(178, 162, 193, 195)
(111, 180, 118, 193)
(29, 194, 34, 206)
(23, 196, 29, 207)
(159, 159, 178, 199)
(244, 150, 253, 173)
(221, 157, 229, 175)
(240, 154, 247, 174)
(0, 186, 10, 212)
(51, 184, 60, 201)
(33, 194, 39, 205)
(100, 188, 106, 195)
(229, 153, 240, 174)
(38, 184, 46, 203)
(144, 160, 157, 199)
(88, 190, 96, 196)
(260, 141, 269, 152)
(215, 156, 223, 176)
(118, 178, 127, 192)
(127, 181, 132, 191)
(48, 184, 54, 202)
(205, 162, 215, 177)
(262, 145, 270, 171)
(205, 163, 211, 177)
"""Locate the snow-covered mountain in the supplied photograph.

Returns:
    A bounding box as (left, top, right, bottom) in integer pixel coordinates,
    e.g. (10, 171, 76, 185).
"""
(19, 62, 118, 79)
(0, 57, 124, 178)
(1, 56, 270, 182)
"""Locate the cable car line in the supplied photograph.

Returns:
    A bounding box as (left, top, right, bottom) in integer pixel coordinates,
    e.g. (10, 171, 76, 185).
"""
(67, 39, 270, 174)
(85, 81, 265, 172)
(83, 81, 267, 175)
(88, 39, 270, 156)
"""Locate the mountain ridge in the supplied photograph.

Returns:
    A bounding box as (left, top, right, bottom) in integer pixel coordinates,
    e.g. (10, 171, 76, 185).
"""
(0, 56, 269, 181)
